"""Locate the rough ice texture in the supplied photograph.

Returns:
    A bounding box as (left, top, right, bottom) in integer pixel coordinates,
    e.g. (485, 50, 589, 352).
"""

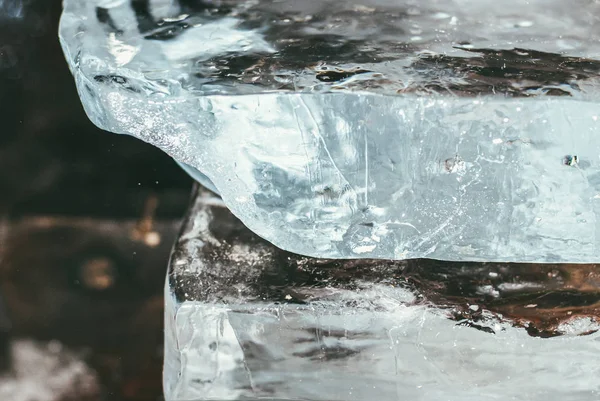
(164, 186, 600, 401)
(60, 0, 600, 262)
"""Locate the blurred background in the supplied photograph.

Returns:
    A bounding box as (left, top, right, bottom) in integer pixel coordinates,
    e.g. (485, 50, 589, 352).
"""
(0, 0, 193, 399)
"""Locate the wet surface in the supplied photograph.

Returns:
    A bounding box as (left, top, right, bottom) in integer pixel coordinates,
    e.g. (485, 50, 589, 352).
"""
(166, 186, 600, 401)
(60, 0, 600, 263)
(171, 186, 600, 339)
(78, 0, 600, 96)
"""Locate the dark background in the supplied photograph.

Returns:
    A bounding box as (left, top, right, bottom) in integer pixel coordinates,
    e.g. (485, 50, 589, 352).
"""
(0, 0, 193, 399)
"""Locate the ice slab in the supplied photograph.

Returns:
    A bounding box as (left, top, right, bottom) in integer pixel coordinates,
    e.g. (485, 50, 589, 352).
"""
(60, 0, 600, 261)
(164, 186, 600, 401)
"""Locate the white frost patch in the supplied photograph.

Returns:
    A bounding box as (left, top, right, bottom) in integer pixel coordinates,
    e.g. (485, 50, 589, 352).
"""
(497, 282, 544, 292)
(476, 285, 500, 298)
(557, 317, 600, 336)
(352, 244, 377, 254)
(228, 243, 272, 265)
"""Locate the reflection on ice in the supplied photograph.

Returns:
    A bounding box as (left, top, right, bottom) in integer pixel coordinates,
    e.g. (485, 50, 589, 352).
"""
(164, 187, 600, 400)
(60, 0, 600, 261)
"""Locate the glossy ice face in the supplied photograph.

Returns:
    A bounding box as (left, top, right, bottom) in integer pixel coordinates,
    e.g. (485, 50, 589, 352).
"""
(60, 0, 600, 262)
(164, 187, 600, 401)
(61, 0, 600, 96)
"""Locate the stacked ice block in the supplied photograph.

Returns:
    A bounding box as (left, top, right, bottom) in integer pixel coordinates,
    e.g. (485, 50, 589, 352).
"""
(164, 187, 600, 400)
(59, 0, 600, 262)
(59, 1, 600, 399)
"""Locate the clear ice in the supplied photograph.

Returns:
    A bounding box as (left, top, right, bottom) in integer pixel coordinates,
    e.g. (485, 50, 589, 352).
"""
(60, 0, 600, 261)
(164, 186, 600, 401)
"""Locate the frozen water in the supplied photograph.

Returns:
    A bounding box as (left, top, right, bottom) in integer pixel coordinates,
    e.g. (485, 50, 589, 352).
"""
(164, 186, 600, 401)
(60, 0, 600, 261)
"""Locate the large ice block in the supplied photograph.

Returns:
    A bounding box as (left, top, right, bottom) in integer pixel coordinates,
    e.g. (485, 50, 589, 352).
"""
(165, 185, 600, 401)
(60, 0, 600, 261)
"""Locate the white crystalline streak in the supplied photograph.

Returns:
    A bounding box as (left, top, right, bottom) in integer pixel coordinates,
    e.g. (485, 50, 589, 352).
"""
(59, 0, 600, 262)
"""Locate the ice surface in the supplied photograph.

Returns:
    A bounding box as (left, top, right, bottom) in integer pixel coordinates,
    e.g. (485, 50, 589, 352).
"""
(60, 0, 600, 261)
(164, 186, 600, 401)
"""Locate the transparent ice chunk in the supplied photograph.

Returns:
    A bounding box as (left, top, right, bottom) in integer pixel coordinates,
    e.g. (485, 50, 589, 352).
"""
(164, 186, 600, 400)
(60, 0, 600, 261)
